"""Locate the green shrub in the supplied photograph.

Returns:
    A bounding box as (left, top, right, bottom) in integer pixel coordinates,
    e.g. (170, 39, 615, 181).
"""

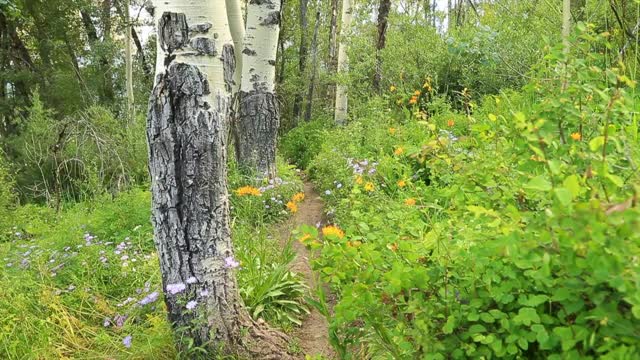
(0, 151, 16, 237)
(280, 119, 330, 170)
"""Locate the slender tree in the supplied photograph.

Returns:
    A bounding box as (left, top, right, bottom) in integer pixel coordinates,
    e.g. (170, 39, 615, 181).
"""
(334, 0, 353, 125)
(233, 0, 283, 178)
(146, 1, 292, 356)
(292, 0, 308, 122)
(124, 0, 134, 122)
(563, 0, 571, 55)
(373, 0, 391, 93)
(326, 0, 339, 101)
(305, 7, 321, 122)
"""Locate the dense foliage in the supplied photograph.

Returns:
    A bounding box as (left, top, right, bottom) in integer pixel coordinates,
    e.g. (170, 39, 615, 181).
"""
(284, 25, 640, 359)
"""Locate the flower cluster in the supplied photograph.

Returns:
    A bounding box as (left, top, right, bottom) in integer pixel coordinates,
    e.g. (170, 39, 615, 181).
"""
(322, 225, 345, 239)
(286, 191, 305, 214)
(347, 158, 378, 176)
(235, 186, 262, 197)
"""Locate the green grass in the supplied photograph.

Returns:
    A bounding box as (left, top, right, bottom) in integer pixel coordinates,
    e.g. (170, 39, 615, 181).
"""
(0, 159, 309, 359)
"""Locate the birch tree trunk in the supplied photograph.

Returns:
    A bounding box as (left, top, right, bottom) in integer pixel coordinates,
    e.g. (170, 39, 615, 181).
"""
(373, 0, 390, 93)
(292, 0, 308, 122)
(226, 0, 245, 95)
(304, 8, 321, 122)
(326, 0, 339, 101)
(334, 0, 352, 125)
(147, 2, 292, 356)
(562, 0, 571, 56)
(124, 0, 134, 122)
(234, 0, 282, 179)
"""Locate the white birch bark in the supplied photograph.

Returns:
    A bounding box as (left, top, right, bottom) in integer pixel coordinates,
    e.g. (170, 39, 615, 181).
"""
(124, 0, 134, 121)
(226, 0, 245, 94)
(562, 0, 571, 56)
(147, 1, 293, 356)
(234, 0, 282, 178)
(334, 0, 353, 125)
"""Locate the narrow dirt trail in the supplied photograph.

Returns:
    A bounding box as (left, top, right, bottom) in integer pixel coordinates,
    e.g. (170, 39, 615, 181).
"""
(276, 181, 335, 359)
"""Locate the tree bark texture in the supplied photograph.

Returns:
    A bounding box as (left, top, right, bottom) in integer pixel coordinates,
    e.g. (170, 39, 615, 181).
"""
(334, 0, 352, 125)
(326, 0, 339, 101)
(304, 9, 321, 122)
(373, 0, 390, 93)
(234, 0, 282, 179)
(292, 0, 308, 122)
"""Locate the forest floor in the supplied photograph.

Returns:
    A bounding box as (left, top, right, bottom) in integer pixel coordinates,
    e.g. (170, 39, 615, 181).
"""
(276, 180, 335, 359)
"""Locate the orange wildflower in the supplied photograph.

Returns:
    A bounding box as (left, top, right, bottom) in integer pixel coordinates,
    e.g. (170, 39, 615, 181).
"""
(394, 147, 404, 156)
(404, 198, 416, 206)
(286, 201, 298, 213)
(414, 90, 421, 96)
(388, 127, 397, 135)
(235, 186, 261, 196)
(570, 132, 582, 141)
(397, 180, 406, 188)
(447, 119, 455, 127)
(409, 96, 418, 105)
(322, 225, 345, 239)
(355, 176, 364, 185)
(292, 192, 305, 202)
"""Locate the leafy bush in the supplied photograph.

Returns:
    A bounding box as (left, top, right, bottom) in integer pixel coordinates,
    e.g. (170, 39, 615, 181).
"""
(280, 119, 329, 170)
(0, 151, 16, 237)
(303, 28, 640, 359)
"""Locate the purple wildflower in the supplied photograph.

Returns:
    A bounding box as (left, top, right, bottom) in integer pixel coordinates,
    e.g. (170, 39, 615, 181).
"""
(186, 300, 198, 310)
(138, 291, 159, 305)
(114, 314, 127, 327)
(224, 256, 240, 269)
(123, 335, 132, 348)
(166, 282, 186, 295)
(186, 276, 198, 284)
(199, 289, 209, 297)
(103, 318, 111, 327)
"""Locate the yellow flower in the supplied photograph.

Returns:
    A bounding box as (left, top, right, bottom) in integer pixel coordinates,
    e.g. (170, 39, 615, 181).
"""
(364, 182, 375, 192)
(355, 176, 364, 185)
(397, 180, 406, 188)
(322, 225, 345, 239)
(235, 186, 261, 196)
(286, 201, 298, 213)
(570, 132, 582, 141)
(394, 147, 404, 156)
(292, 192, 305, 202)
(404, 198, 416, 206)
(414, 90, 421, 96)
(298, 233, 312, 244)
(389, 85, 397, 92)
(409, 96, 418, 105)
(388, 127, 397, 135)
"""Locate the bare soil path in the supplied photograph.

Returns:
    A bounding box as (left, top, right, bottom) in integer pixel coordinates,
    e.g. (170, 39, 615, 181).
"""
(276, 180, 335, 359)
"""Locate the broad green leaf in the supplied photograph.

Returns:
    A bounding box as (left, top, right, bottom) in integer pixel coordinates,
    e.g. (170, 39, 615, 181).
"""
(563, 175, 582, 197)
(554, 188, 573, 207)
(524, 176, 552, 192)
(589, 136, 605, 151)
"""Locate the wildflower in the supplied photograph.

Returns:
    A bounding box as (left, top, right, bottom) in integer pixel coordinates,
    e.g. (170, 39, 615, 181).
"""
(114, 314, 128, 327)
(409, 96, 418, 105)
(292, 192, 305, 202)
(447, 119, 455, 127)
(234, 186, 262, 196)
(224, 256, 240, 269)
(355, 176, 364, 185)
(414, 90, 421, 96)
(364, 182, 375, 192)
(394, 147, 404, 156)
(166, 282, 186, 295)
(138, 291, 159, 306)
(322, 225, 345, 239)
(325, 190, 332, 196)
(388, 127, 396, 135)
(103, 318, 111, 327)
(199, 289, 209, 297)
(397, 180, 406, 188)
(186, 276, 198, 284)
(389, 85, 397, 92)
(286, 201, 298, 213)
(570, 132, 581, 141)
(336, 182, 343, 189)
(186, 300, 198, 310)
(123, 335, 132, 349)
(404, 198, 416, 206)
(299, 233, 312, 244)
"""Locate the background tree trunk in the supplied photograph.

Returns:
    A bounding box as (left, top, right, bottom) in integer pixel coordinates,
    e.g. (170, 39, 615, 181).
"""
(124, 0, 134, 122)
(334, 0, 352, 125)
(292, 0, 308, 123)
(326, 0, 339, 102)
(234, 0, 283, 179)
(373, 0, 391, 93)
(563, 0, 571, 56)
(305, 8, 321, 122)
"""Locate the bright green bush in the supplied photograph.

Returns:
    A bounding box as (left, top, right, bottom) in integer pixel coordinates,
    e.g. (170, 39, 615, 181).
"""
(301, 28, 640, 359)
(0, 151, 16, 237)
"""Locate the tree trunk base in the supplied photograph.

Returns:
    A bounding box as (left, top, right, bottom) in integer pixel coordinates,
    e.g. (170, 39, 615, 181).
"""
(236, 316, 298, 359)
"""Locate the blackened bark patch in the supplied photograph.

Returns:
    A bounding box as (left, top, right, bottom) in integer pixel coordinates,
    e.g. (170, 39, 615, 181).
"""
(234, 90, 279, 178)
(147, 62, 245, 348)
(159, 12, 189, 53)
(242, 48, 257, 56)
(191, 37, 217, 56)
(189, 22, 212, 33)
(221, 44, 236, 92)
(260, 11, 280, 26)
